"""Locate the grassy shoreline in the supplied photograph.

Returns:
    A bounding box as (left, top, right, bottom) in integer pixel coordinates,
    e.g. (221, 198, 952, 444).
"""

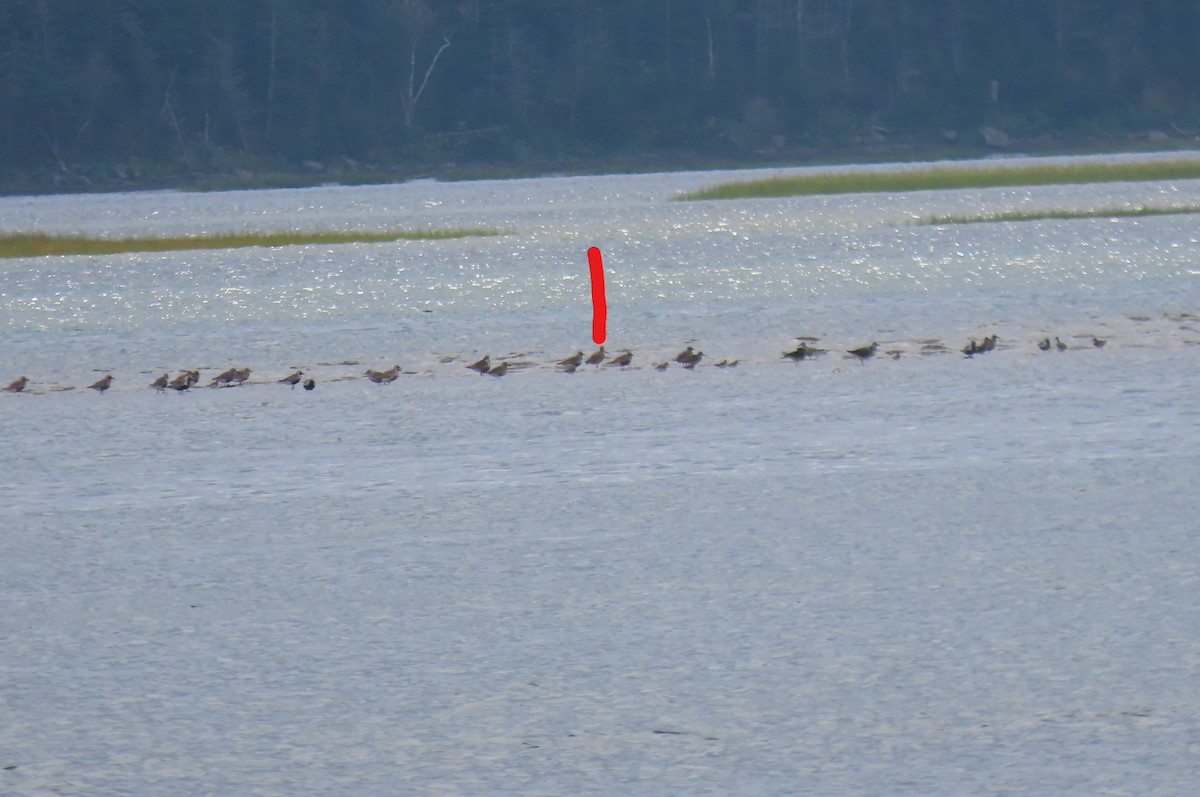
(676, 157, 1200, 201)
(918, 204, 1200, 225)
(0, 227, 509, 258)
(4, 132, 1198, 197)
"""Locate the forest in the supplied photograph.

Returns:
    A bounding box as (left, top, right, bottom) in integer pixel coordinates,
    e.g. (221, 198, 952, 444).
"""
(3, 0, 1200, 192)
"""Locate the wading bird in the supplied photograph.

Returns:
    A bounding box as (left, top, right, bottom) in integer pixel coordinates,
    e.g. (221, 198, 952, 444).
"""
(847, 342, 879, 364)
(279, 370, 304, 388)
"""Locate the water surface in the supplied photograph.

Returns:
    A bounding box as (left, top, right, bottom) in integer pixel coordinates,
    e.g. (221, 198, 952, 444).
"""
(2, 155, 1199, 795)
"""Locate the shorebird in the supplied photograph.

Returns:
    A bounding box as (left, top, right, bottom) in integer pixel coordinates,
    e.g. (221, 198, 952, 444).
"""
(783, 343, 810, 363)
(209, 368, 241, 388)
(466, 355, 491, 374)
(680, 350, 704, 369)
(148, 373, 169, 392)
(172, 370, 200, 389)
(886, 350, 902, 360)
(88, 375, 114, 394)
(4, 376, 28, 393)
(982, 334, 998, 352)
(167, 371, 198, 392)
(962, 339, 980, 357)
(365, 365, 401, 384)
(674, 346, 696, 363)
(279, 370, 304, 388)
(486, 361, 509, 377)
(605, 351, 633, 368)
(558, 362, 578, 374)
(303, 378, 316, 391)
(1038, 338, 1052, 351)
(1092, 336, 1106, 348)
(847, 342, 879, 364)
(714, 359, 739, 367)
(1055, 337, 1068, 351)
(653, 361, 670, 371)
(558, 351, 584, 368)
(585, 346, 606, 366)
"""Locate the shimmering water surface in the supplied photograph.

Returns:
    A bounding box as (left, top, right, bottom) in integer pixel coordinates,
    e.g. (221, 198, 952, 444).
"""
(2, 154, 1200, 796)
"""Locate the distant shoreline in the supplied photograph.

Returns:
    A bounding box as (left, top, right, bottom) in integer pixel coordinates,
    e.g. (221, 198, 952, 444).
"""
(3, 131, 1198, 198)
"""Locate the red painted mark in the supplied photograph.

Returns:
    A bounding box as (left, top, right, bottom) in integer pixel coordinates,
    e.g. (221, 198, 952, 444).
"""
(588, 246, 607, 344)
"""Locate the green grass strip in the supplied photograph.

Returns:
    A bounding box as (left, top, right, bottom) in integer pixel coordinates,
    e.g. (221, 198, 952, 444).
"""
(919, 204, 1200, 225)
(0, 226, 509, 258)
(675, 157, 1200, 201)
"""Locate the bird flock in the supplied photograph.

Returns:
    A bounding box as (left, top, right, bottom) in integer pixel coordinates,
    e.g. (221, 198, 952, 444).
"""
(3, 333, 1110, 396)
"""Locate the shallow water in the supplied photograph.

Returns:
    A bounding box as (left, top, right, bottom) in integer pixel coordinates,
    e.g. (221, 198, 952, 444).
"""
(2, 155, 1200, 795)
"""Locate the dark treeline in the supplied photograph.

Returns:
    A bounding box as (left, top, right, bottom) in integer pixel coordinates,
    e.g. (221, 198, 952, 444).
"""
(3, 0, 1200, 190)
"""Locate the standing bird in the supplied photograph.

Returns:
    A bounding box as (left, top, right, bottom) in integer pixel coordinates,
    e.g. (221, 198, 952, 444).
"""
(148, 373, 169, 392)
(365, 365, 401, 384)
(89, 375, 114, 394)
(302, 378, 316, 391)
(4, 376, 28, 393)
(680, 350, 705, 369)
(962, 339, 980, 357)
(674, 346, 697, 363)
(1038, 338, 1052, 351)
(605, 351, 633, 368)
(209, 367, 241, 388)
(653, 361, 670, 371)
(982, 334, 998, 352)
(783, 343, 810, 364)
(1092, 336, 1106, 348)
(1055, 337, 1068, 351)
(486, 361, 509, 377)
(167, 372, 194, 392)
(558, 351, 584, 368)
(279, 370, 304, 388)
(847, 342, 879, 364)
(585, 346, 606, 366)
(466, 355, 491, 374)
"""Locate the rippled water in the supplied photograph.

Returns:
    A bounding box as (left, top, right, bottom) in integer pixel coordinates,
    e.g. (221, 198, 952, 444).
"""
(2, 155, 1200, 795)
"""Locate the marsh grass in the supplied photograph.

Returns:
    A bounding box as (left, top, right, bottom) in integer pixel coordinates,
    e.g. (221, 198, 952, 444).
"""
(0, 226, 509, 258)
(919, 204, 1200, 225)
(675, 158, 1200, 201)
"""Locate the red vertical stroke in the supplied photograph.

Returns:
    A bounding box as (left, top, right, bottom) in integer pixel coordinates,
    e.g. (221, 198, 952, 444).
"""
(588, 246, 607, 344)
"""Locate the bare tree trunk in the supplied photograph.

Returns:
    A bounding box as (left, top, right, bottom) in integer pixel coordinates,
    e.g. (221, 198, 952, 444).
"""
(211, 35, 253, 154)
(400, 35, 451, 128)
(704, 14, 715, 81)
(795, 0, 805, 68)
(160, 70, 192, 166)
